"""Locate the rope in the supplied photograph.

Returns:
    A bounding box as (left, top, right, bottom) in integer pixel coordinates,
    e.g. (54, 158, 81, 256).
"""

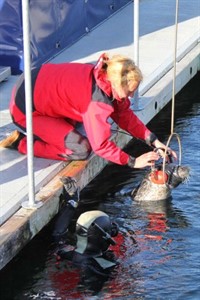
(117, 0, 182, 174)
(162, 0, 182, 180)
(171, 0, 179, 135)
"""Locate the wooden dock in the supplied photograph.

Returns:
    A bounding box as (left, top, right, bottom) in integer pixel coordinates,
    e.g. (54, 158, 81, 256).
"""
(0, 0, 199, 270)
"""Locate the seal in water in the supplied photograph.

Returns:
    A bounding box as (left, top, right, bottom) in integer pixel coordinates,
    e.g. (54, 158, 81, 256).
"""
(132, 163, 190, 201)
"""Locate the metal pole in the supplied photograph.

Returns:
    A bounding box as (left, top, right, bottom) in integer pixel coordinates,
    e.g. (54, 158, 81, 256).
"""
(134, 0, 139, 67)
(21, 0, 38, 208)
(133, 0, 139, 108)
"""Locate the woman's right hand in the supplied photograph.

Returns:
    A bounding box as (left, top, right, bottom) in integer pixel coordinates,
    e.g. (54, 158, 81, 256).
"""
(134, 151, 160, 168)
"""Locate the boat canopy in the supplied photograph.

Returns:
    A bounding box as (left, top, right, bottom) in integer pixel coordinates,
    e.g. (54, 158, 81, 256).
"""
(0, 0, 131, 74)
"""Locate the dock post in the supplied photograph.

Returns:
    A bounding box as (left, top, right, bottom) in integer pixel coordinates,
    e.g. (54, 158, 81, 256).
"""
(133, 0, 140, 110)
(21, 0, 42, 209)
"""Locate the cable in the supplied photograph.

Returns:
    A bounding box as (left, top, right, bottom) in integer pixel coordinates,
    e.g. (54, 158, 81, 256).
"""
(162, 0, 182, 181)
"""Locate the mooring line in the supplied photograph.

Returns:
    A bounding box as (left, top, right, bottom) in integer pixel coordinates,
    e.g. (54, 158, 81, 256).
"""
(163, 0, 182, 180)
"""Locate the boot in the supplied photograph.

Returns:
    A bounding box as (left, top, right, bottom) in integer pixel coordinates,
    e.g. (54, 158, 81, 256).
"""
(52, 177, 79, 244)
(0, 130, 25, 150)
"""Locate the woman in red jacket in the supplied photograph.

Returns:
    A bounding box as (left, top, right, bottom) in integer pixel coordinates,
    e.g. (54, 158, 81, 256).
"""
(1, 53, 176, 168)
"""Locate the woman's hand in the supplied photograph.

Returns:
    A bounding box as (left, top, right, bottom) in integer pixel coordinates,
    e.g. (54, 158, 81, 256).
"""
(152, 139, 177, 160)
(133, 151, 160, 168)
(128, 139, 178, 169)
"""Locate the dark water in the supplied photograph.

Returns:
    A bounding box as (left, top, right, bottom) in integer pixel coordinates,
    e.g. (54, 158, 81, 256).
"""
(0, 73, 200, 300)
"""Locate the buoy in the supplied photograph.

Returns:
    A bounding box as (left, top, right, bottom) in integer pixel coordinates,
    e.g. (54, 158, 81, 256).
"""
(150, 170, 168, 184)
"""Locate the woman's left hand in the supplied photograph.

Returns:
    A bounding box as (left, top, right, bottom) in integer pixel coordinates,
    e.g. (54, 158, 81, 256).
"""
(152, 139, 177, 161)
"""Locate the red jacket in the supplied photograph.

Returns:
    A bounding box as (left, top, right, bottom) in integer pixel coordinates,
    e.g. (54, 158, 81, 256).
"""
(18, 54, 153, 165)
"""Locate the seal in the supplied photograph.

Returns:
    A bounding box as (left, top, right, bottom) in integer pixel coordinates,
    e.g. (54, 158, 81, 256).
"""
(132, 163, 190, 201)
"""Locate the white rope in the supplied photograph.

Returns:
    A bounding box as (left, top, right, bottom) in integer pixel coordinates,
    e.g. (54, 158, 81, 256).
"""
(171, 0, 179, 136)
(162, 0, 182, 180)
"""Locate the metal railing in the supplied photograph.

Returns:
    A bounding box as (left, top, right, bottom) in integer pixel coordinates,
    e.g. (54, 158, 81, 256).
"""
(133, 0, 140, 108)
(21, 0, 42, 209)
(21, 0, 140, 208)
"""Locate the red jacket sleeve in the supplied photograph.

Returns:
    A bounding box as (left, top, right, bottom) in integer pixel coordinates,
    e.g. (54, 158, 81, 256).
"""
(82, 101, 130, 165)
(111, 98, 152, 141)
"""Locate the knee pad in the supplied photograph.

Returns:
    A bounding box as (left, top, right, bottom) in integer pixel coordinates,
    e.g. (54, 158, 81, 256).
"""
(64, 130, 91, 160)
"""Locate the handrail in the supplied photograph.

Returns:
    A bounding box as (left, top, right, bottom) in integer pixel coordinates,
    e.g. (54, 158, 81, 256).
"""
(133, 0, 140, 108)
(20, 1, 140, 208)
(21, 0, 42, 209)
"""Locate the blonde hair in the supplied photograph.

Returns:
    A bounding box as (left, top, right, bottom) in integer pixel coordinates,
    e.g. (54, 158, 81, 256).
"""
(102, 54, 143, 91)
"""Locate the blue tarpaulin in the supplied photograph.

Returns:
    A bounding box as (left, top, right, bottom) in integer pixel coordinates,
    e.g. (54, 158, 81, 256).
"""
(0, 0, 131, 74)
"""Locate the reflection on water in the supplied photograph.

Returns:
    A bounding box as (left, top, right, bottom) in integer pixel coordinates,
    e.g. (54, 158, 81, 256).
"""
(0, 73, 200, 299)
